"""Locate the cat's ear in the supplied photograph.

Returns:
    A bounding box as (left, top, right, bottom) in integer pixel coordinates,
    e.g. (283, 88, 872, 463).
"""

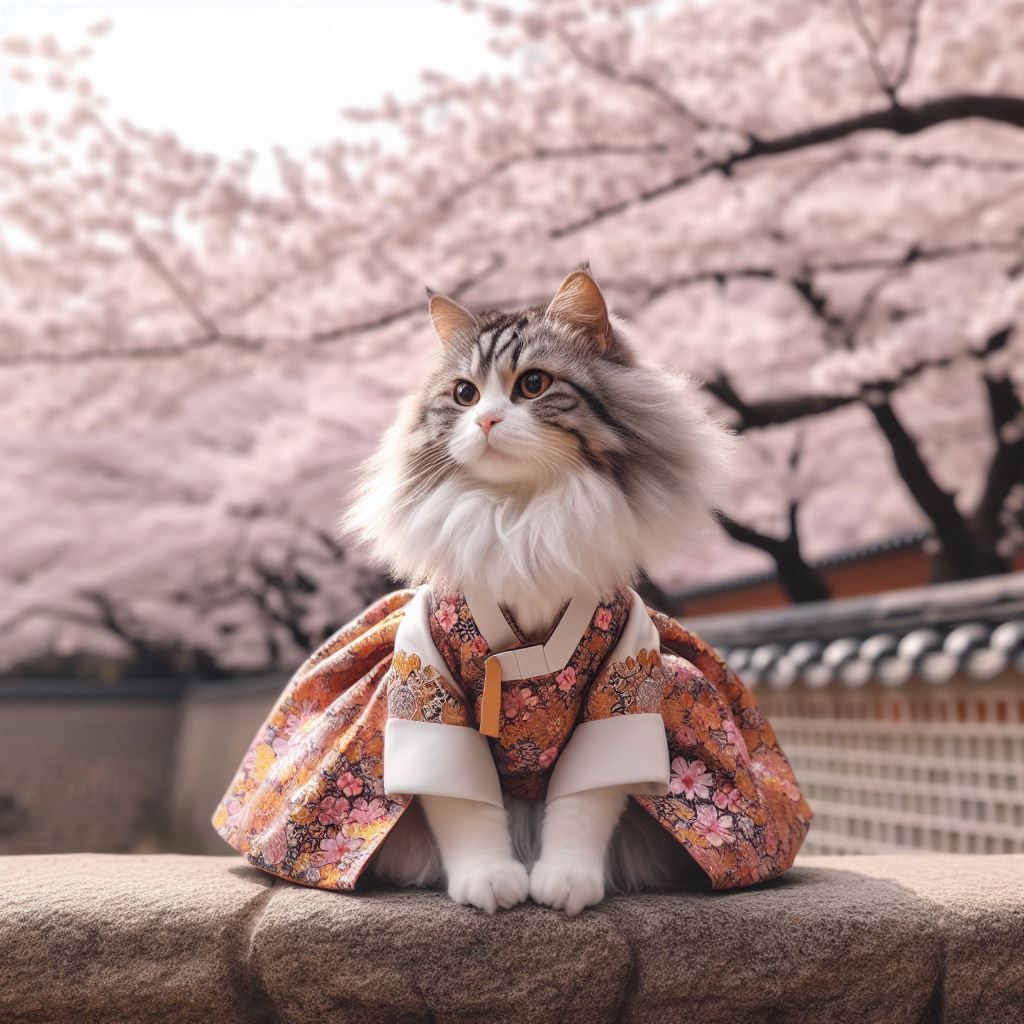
(544, 268, 613, 354)
(426, 288, 479, 347)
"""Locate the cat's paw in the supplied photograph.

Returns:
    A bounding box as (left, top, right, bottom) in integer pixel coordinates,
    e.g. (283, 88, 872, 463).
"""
(529, 857, 605, 916)
(447, 859, 530, 914)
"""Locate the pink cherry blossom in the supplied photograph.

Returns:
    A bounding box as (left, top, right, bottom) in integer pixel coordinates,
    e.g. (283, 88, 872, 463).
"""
(694, 805, 735, 847)
(1, 2, 1021, 682)
(722, 718, 751, 767)
(313, 833, 363, 866)
(713, 785, 743, 814)
(285, 701, 317, 733)
(317, 794, 351, 826)
(669, 757, 713, 800)
(555, 666, 577, 692)
(348, 797, 387, 824)
(539, 746, 559, 769)
(502, 686, 539, 721)
(337, 771, 363, 798)
(434, 602, 459, 633)
(674, 726, 698, 748)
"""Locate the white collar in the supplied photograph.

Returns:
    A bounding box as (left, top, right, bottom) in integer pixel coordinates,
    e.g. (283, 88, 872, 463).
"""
(462, 582, 602, 681)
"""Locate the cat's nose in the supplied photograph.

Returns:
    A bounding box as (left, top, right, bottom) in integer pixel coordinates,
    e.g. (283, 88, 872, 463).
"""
(476, 413, 503, 436)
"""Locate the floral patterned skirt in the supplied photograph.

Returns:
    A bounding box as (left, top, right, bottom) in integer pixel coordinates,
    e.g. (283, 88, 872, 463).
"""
(212, 591, 811, 891)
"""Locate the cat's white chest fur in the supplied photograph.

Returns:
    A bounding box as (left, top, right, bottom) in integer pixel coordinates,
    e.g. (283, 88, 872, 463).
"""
(500, 588, 572, 640)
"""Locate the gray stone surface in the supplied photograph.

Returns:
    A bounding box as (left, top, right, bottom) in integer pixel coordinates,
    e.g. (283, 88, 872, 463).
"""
(1, 854, 275, 1024)
(2, 854, 1022, 1024)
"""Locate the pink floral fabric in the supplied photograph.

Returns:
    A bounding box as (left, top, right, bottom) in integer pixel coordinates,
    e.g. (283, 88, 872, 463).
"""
(212, 591, 415, 890)
(426, 588, 631, 799)
(213, 590, 811, 891)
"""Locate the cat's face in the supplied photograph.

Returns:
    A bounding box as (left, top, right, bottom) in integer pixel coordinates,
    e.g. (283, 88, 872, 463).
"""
(346, 266, 735, 598)
(418, 270, 634, 491)
(430, 318, 625, 489)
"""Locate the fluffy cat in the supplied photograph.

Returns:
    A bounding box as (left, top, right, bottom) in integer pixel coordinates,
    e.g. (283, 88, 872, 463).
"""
(345, 265, 735, 914)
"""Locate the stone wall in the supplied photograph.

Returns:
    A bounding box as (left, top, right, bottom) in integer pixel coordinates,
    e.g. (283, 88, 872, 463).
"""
(0, 682, 181, 854)
(2, 853, 1022, 1023)
(0, 677, 282, 856)
(168, 676, 285, 854)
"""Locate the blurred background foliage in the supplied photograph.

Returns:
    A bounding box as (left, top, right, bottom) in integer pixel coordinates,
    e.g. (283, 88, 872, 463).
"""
(1, 0, 1023, 681)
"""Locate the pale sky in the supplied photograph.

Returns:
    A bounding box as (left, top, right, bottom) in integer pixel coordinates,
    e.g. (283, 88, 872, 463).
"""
(0, 0, 500, 156)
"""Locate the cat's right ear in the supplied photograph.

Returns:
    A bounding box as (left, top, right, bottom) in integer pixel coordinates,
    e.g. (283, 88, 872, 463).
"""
(544, 269, 614, 354)
(426, 287, 479, 347)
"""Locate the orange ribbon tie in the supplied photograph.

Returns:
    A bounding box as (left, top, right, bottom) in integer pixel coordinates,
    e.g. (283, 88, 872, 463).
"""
(480, 658, 502, 738)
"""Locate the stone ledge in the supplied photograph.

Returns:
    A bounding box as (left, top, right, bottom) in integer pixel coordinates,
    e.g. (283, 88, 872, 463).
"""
(2, 854, 1023, 1024)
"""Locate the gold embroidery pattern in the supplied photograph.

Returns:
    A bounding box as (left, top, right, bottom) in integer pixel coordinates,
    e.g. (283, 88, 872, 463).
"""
(387, 651, 469, 726)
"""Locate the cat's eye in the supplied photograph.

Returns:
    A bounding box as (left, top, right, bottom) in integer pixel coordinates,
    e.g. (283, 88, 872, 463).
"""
(453, 380, 480, 406)
(516, 369, 553, 399)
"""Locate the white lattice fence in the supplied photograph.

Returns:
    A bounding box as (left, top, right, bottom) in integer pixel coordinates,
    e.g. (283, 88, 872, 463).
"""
(758, 678, 1024, 854)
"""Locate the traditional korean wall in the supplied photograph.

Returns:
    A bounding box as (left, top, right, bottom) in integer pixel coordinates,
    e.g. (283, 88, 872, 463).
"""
(4, 671, 1024, 859)
(0, 682, 181, 854)
(758, 677, 1024, 855)
(0, 679, 276, 856)
(168, 676, 285, 855)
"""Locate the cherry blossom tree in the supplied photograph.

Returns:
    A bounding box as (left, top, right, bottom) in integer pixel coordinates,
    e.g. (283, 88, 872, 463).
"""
(1, 0, 1022, 676)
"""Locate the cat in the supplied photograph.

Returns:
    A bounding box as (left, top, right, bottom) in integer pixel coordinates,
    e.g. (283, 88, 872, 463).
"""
(344, 264, 735, 914)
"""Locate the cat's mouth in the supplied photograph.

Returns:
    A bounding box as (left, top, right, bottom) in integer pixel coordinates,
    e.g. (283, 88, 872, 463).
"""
(464, 439, 543, 487)
(479, 444, 516, 461)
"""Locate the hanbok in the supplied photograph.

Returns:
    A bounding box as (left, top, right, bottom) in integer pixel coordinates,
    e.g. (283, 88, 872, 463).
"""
(214, 585, 811, 891)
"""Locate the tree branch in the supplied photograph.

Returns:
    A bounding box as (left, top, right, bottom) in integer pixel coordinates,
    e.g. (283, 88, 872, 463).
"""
(552, 93, 1024, 237)
(704, 311, 1017, 431)
(893, 0, 927, 92)
(131, 234, 221, 340)
(717, 509, 831, 603)
(555, 28, 725, 134)
(847, 0, 897, 101)
(0, 253, 507, 366)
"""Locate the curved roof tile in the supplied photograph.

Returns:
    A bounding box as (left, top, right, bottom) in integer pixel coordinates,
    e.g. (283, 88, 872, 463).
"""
(685, 573, 1024, 688)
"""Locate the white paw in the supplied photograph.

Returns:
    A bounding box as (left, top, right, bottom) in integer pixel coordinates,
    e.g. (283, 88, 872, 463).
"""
(447, 859, 530, 914)
(529, 857, 605, 916)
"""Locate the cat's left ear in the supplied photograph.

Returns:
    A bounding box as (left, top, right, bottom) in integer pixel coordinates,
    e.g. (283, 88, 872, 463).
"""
(545, 269, 614, 354)
(426, 288, 480, 347)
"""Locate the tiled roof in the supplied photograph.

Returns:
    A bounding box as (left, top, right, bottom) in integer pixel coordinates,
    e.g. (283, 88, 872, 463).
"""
(683, 572, 1024, 688)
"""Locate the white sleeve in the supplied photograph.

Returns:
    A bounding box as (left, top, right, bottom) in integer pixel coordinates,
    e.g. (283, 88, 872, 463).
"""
(383, 585, 503, 808)
(546, 589, 671, 802)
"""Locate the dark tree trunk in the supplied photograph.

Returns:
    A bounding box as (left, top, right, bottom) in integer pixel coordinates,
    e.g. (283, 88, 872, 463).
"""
(970, 344, 1024, 575)
(865, 399, 980, 580)
(864, 328, 1021, 582)
(718, 511, 831, 603)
